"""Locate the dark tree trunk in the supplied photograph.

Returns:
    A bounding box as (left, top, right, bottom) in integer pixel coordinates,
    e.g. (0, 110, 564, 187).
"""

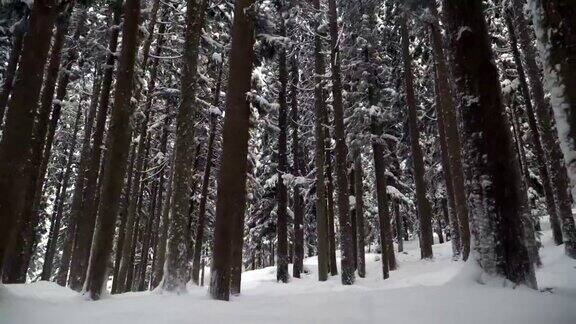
(191, 65, 222, 285)
(210, 0, 255, 301)
(365, 7, 395, 274)
(290, 55, 305, 279)
(433, 65, 461, 258)
(67, 0, 123, 290)
(85, 0, 141, 300)
(112, 143, 136, 293)
(311, 0, 329, 281)
(354, 152, 366, 278)
(394, 200, 404, 253)
(349, 169, 358, 271)
(41, 73, 99, 281)
(401, 13, 434, 260)
(11, 6, 84, 283)
(505, 12, 560, 252)
(326, 140, 338, 276)
(0, 0, 58, 272)
(116, 99, 151, 293)
(0, 16, 26, 125)
(443, 0, 537, 288)
(151, 152, 174, 289)
(327, 0, 355, 285)
(161, 0, 208, 293)
(276, 15, 290, 283)
(426, 1, 470, 259)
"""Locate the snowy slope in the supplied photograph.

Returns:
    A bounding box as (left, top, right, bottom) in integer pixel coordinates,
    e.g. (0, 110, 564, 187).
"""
(1, 222, 575, 324)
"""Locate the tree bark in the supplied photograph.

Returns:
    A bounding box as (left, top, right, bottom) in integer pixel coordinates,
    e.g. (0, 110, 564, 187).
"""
(443, 0, 537, 288)
(67, 0, 123, 290)
(85, 0, 141, 300)
(354, 152, 366, 277)
(394, 200, 404, 253)
(276, 15, 290, 283)
(290, 55, 305, 279)
(41, 73, 98, 281)
(0, 16, 26, 125)
(530, 0, 576, 191)
(312, 0, 329, 281)
(40, 105, 82, 281)
(0, 0, 58, 272)
(401, 13, 434, 259)
(426, 1, 470, 259)
(191, 65, 222, 285)
(112, 143, 136, 293)
(516, 0, 576, 258)
(161, 0, 208, 293)
(505, 11, 560, 250)
(327, 0, 355, 285)
(209, 0, 255, 301)
(325, 133, 338, 276)
(433, 69, 461, 258)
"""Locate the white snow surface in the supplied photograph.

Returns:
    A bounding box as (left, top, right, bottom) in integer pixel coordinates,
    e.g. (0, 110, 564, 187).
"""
(1, 221, 575, 324)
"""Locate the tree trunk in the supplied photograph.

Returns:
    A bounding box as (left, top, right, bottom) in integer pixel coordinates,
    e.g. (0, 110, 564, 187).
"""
(209, 0, 255, 301)
(394, 200, 404, 253)
(85, 0, 141, 300)
(443, 0, 537, 288)
(312, 0, 329, 281)
(161, 0, 208, 293)
(112, 143, 136, 293)
(426, 1, 470, 259)
(0, 16, 26, 125)
(327, 0, 355, 285)
(0, 0, 58, 272)
(151, 152, 174, 289)
(354, 152, 366, 278)
(326, 135, 338, 276)
(290, 55, 305, 279)
(431, 65, 462, 259)
(191, 65, 222, 285)
(41, 73, 99, 281)
(67, 0, 123, 290)
(401, 13, 434, 260)
(276, 16, 290, 283)
(116, 96, 152, 293)
(505, 12, 560, 252)
(530, 0, 576, 189)
(517, 0, 576, 258)
(349, 169, 358, 270)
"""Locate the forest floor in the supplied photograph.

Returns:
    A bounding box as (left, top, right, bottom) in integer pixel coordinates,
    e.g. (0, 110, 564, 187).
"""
(1, 218, 575, 324)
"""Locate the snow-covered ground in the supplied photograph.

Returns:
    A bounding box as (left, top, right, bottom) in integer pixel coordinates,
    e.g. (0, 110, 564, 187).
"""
(1, 221, 575, 324)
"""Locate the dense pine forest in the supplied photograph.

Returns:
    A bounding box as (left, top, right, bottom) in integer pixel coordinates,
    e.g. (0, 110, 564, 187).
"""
(0, 0, 575, 323)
